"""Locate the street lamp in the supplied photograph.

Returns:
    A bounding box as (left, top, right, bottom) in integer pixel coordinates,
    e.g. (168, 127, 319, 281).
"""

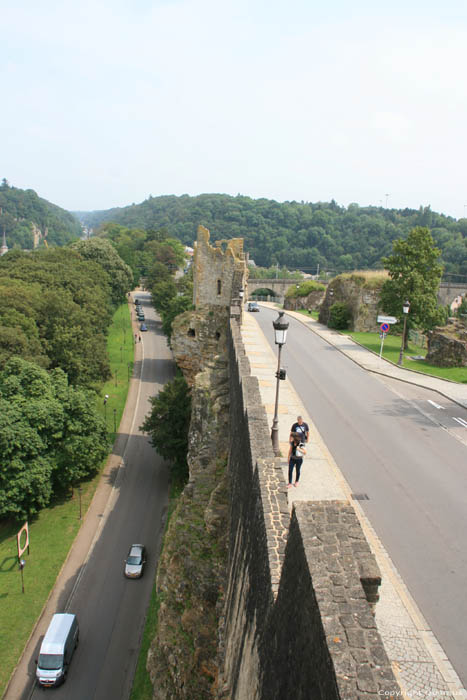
(271, 311, 289, 456)
(19, 558, 25, 594)
(397, 300, 410, 366)
(103, 394, 109, 420)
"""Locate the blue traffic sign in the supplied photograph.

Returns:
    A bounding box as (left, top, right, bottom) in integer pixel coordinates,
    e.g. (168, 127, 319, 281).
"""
(380, 322, 390, 333)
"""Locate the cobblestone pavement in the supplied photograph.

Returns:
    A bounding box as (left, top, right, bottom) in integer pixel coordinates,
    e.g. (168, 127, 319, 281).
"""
(240, 308, 467, 700)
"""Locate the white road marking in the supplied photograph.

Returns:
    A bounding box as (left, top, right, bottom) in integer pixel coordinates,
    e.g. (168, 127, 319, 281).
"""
(428, 400, 445, 410)
(453, 417, 467, 428)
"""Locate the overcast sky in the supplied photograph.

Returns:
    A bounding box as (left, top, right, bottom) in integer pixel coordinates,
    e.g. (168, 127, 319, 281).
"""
(2, 0, 467, 218)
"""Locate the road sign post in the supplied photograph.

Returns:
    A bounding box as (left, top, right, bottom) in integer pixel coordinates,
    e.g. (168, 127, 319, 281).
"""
(379, 323, 390, 358)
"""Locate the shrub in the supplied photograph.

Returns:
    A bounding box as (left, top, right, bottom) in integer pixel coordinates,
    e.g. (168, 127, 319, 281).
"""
(285, 280, 326, 298)
(328, 302, 351, 330)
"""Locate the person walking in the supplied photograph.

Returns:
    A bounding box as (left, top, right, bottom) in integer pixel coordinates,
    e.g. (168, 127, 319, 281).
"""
(287, 432, 306, 487)
(289, 415, 309, 444)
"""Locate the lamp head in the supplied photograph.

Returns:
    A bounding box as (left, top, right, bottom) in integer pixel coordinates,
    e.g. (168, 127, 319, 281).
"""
(272, 311, 289, 345)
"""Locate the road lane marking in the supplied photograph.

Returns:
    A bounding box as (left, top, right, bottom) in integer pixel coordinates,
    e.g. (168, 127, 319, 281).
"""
(453, 417, 467, 428)
(428, 400, 445, 410)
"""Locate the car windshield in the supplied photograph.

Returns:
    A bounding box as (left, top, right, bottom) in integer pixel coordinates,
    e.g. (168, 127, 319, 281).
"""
(38, 654, 63, 670)
(127, 555, 142, 565)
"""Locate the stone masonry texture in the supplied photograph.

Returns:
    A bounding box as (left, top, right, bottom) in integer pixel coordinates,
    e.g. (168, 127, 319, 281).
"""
(219, 319, 401, 700)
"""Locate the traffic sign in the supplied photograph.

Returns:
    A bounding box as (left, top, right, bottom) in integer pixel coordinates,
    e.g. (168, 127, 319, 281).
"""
(380, 322, 390, 333)
(377, 315, 397, 324)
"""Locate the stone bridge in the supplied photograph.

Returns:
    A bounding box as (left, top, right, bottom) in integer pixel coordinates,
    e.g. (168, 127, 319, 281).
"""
(248, 278, 466, 307)
(248, 278, 302, 302)
(438, 282, 467, 306)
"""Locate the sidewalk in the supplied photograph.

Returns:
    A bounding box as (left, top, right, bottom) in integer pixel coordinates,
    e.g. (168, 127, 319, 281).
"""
(240, 307, 467, 700)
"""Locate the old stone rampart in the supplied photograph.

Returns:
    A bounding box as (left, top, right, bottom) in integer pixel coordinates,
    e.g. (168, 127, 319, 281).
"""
(219, 321, 400, 699)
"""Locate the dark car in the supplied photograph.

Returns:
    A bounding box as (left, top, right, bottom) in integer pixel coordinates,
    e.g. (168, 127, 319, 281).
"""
(247, 301, 260, 312)
(140, 323, 147, 331)
(124, 544, 146, 578)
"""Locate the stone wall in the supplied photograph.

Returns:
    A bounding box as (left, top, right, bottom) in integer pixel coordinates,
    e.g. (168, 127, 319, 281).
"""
(426, 319, 467, 367)
(318, 274, 385, 331)
(219, 321, 400, 700)
(283, 289, 325, 312)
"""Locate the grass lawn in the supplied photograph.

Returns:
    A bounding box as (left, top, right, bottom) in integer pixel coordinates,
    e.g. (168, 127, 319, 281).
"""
(0, 301, 134, 697)
(100, 302, 135, 438)
(295, 308, 319, 320)
(349, 331, 467, 384)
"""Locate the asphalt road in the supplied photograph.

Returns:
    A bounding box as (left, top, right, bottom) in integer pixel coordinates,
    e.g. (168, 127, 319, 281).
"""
(26, 294, 173, 700)
(256, 307, 467, 687)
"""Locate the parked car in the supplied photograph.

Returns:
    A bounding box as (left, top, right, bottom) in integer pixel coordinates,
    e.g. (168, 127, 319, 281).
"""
(137, 313, 145, 320)
(124, 544, 146, 578)
(140, 323, 147, 331)
(247, 301, 260, 312)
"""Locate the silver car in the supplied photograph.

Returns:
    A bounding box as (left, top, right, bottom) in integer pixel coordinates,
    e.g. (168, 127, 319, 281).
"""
(124, 544, 146, 578)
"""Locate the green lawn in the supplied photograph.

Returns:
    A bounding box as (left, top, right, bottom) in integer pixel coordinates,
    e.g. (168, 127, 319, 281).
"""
(349, 331, 467, 384)
(295, 308, 319, 320)
(0, 301, 134, 697)
(100, 302, 135, 437)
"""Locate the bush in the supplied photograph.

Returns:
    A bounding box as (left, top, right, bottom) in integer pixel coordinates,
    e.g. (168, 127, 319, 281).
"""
(328, 302, 351, 330)
(285, 280, 326, 298)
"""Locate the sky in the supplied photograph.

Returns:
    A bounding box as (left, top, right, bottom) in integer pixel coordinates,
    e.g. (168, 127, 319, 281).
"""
(2, 0, 467, 218)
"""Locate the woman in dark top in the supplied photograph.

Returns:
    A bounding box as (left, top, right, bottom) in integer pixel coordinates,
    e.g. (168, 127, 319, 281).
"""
(287, 432, 306, 487)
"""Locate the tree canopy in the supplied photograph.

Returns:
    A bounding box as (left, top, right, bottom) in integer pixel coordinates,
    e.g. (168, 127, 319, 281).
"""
(0, 357, 108, 520)
(0, 179, 82, 248)
(77, 194, 467, 278)
(0, 247, 117, 386)
(140, 375, 191, 484)
(380, 227, 445, 335)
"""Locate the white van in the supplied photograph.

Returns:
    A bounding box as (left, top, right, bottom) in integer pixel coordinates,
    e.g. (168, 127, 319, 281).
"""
(36, 613, 79, 688)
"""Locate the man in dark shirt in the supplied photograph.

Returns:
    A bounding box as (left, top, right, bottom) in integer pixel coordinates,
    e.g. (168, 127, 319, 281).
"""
(289, 415, 309, 444)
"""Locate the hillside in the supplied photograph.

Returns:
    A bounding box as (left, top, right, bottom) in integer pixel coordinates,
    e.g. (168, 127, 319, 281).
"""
(76, 193, 467, 277)
(0, 179, 82, 249)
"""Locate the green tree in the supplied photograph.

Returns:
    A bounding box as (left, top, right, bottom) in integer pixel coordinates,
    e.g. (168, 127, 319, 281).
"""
(0, 357, 108, 520)
(140, 376, 191, 483)
(71, 238, 133, 304)
(380, 227, 444, 345)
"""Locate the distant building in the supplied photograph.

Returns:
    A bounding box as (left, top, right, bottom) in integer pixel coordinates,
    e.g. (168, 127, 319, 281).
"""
(0, 230, 8, 256)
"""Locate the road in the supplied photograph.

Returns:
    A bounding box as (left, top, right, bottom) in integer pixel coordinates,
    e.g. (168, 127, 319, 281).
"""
(256, 307, 467, 687)
(21, 294, 172, 700)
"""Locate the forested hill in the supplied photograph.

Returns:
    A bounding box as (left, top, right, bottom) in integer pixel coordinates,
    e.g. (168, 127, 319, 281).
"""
(0, 179, 82, 249)
(76, 194, 467, 277)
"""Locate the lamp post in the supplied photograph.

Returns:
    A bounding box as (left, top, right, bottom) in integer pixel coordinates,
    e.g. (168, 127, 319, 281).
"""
(397, 300, 410, 366)
(103, 394, 109, 420)
(271, 311, 289, 456)
(19, 559, 25, 594)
